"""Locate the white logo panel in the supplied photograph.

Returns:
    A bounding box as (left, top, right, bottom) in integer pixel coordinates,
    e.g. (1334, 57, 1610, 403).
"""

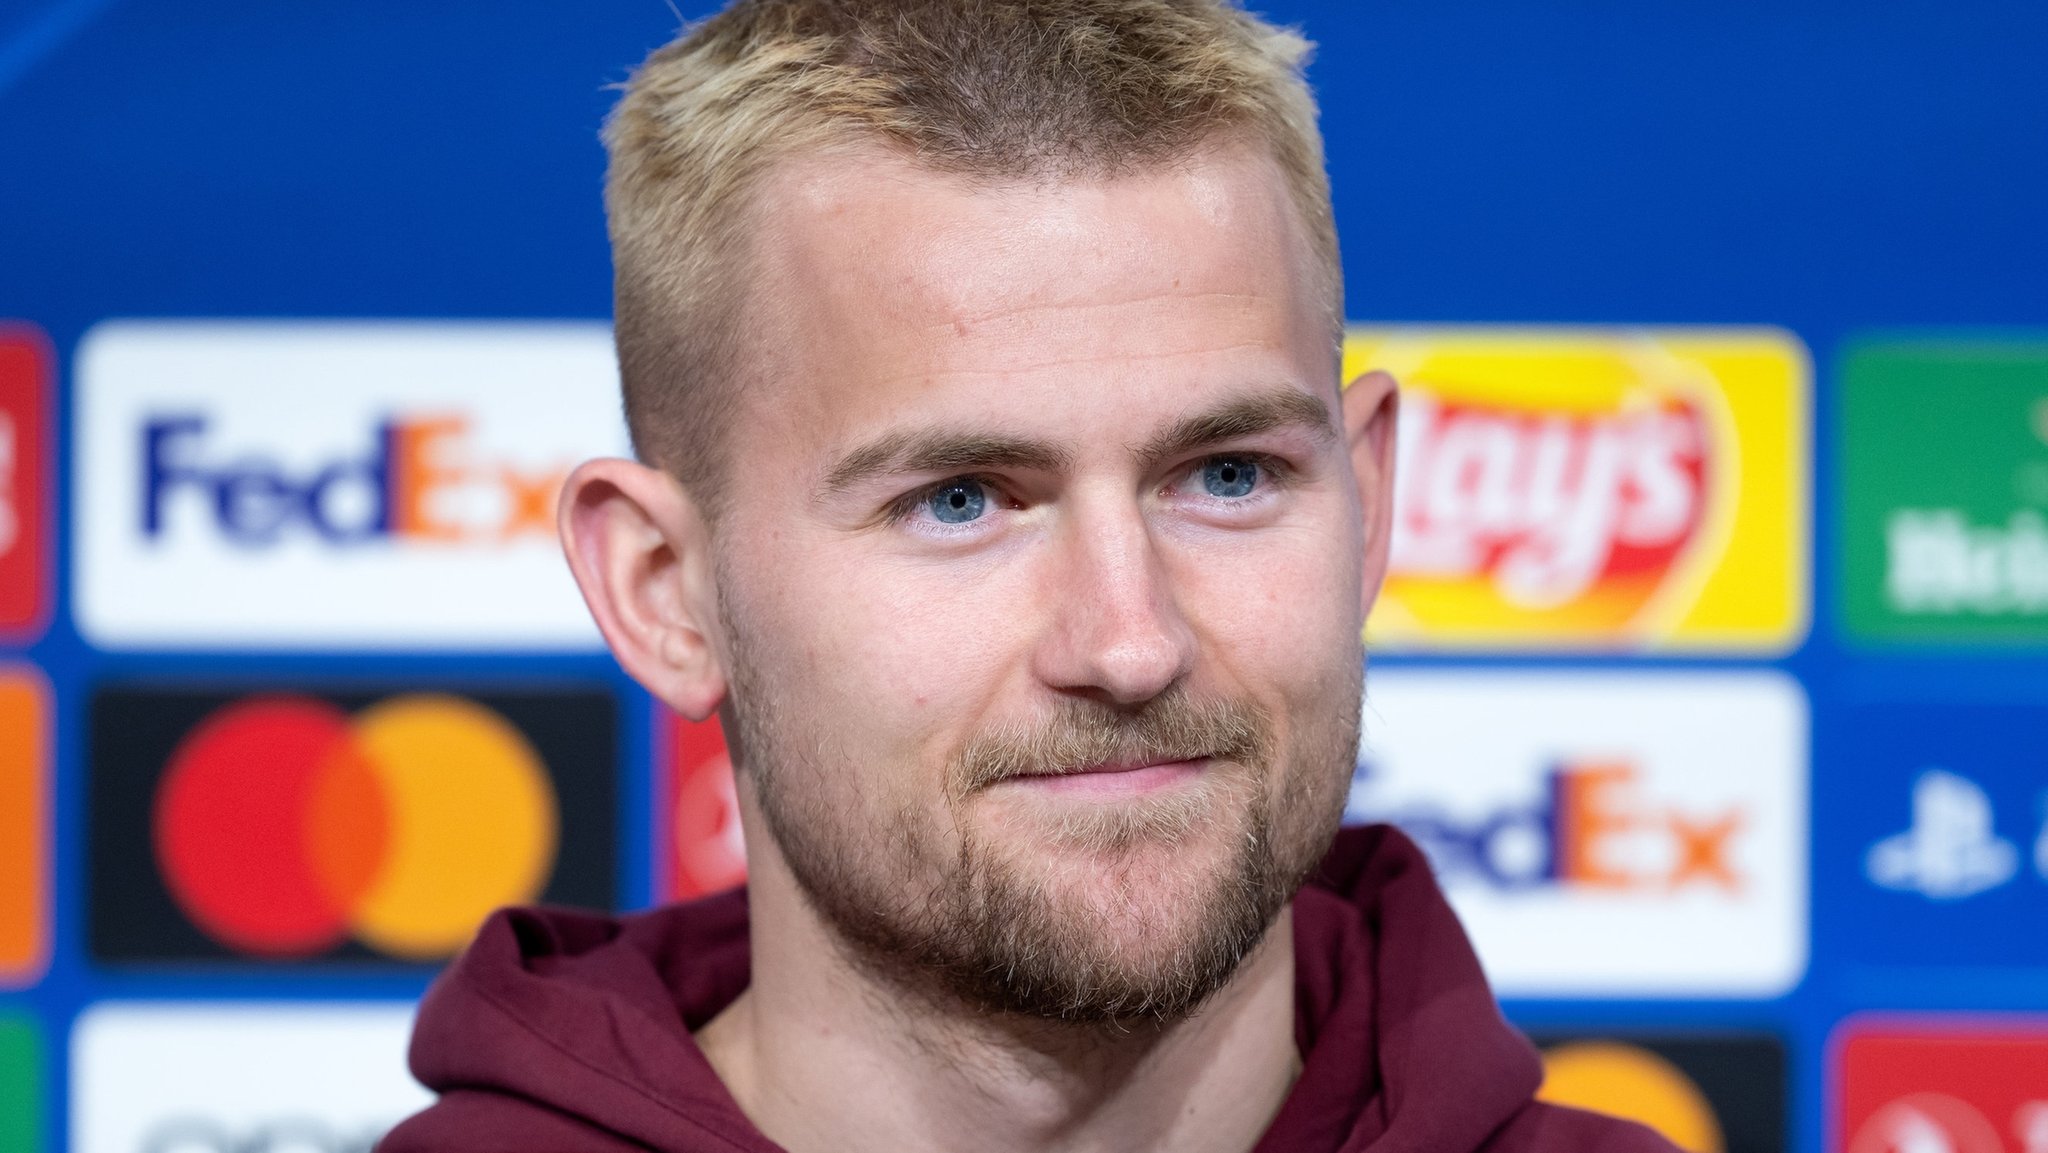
(71, 1002, 431, 1153)
(1349, 670, 1808, 997)
(76, 321, 628, 648)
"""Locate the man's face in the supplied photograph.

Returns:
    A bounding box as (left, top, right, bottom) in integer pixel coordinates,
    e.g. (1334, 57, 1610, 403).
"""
(710, 141, 1371, 1023)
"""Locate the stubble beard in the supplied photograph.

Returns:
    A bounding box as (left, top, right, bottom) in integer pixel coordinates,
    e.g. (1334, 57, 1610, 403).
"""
(721, 597, 1361, 1028)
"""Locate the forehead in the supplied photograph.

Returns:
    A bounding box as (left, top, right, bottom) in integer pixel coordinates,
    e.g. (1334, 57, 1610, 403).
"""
(736, 140, 1333, 461)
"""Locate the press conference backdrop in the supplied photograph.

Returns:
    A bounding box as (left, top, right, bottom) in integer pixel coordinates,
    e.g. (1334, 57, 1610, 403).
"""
(3, 2, 2046, 1151)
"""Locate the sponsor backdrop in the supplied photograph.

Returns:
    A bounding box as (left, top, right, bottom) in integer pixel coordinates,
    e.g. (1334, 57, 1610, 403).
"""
(2, 3, 2044, 1150)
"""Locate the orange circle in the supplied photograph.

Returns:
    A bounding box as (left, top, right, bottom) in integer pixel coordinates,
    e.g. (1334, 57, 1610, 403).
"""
(341, 695, 557, 960)
(1539, 1042, 1724, 1153)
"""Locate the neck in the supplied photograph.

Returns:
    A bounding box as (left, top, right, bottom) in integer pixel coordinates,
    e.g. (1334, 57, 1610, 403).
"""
(695, 853, 1302, 1153)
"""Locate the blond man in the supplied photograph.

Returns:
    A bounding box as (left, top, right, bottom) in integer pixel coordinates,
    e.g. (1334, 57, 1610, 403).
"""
(384, 3, 1678, 1151)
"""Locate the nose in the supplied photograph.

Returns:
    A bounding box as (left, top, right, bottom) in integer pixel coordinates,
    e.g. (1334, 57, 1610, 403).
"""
(1032, 495, 1197, 706)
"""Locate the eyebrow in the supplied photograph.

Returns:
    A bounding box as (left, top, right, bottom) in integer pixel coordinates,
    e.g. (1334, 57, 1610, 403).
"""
(820, 429, 1074, 495)
(817, 387, 1336, 498)
(1132, 388, 1338, 468)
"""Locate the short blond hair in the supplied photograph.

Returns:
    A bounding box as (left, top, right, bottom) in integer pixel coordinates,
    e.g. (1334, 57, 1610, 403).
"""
(604, 0, 1338, 506)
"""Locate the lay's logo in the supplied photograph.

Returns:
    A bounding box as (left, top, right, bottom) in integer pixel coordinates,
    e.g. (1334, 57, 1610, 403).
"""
(1346, 328, 1808, 653)
(76, 322, 629, 649)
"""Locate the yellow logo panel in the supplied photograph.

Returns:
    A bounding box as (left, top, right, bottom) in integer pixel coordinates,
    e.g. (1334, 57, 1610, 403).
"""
(1346, 327, 1808, 653)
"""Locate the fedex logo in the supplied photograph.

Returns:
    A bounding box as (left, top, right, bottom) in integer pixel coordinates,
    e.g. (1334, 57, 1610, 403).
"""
(142, 413, 562, 546)
(76, 321, 627, 649)
(1388, 759, 1744, 894)
(1349, 670, 1806, 997)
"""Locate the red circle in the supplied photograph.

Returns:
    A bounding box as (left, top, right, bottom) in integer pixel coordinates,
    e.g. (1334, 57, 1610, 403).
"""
(153, 696, 362, 957)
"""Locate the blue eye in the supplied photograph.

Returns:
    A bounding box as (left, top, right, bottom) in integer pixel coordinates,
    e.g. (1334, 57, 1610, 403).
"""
(1201, 457, 1259, 498)
(926, 479, 989, 524)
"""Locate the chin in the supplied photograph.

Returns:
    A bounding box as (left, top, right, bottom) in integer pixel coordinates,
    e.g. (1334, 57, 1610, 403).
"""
(979, 822, 1288, 1024)
(983, 798, 1263, 925)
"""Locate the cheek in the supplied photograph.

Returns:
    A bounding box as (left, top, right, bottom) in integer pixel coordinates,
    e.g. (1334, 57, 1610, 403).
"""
(1172, 525, 1363, 683)
(739, 538, 1030, 775)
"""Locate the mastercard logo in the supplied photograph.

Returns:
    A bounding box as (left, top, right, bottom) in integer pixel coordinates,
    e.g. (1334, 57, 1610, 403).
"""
(1538, 1041, 1724, 1152)
(153, 693, 558, 961)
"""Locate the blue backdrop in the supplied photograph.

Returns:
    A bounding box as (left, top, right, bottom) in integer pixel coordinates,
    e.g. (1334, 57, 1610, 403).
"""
(5, 2, 2047, 1150)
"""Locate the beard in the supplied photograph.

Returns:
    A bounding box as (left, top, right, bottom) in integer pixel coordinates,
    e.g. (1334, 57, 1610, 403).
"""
(720, 594, 1361, 1027)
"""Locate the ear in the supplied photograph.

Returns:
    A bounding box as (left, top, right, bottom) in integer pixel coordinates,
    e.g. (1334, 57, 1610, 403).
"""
(1341, 369, 1400, 616)
(559, 458, 727, 720)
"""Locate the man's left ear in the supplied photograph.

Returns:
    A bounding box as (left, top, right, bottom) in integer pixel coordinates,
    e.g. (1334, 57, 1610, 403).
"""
(1341, 369, 1399, 615)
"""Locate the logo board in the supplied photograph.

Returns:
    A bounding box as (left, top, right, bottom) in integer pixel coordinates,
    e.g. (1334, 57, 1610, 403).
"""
(1345, 327, 1808, 653)
(71, 1003, 430, 1153)
(73, 321, 628, 649)
(0, 1012, 38, 1153)
(1827, 701, 2048, 970)
(0, 325, 49, 641)
(1835, 1020, 2048, 1153)
(88, 683, 616, 965)
(1841, 339, 2048, 645)
(664, 711, 747, 902)
(0, 665, 49, 987)
(1348, 670, 1809, 996)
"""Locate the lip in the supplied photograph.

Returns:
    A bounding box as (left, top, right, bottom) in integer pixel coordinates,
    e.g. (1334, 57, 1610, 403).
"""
(998, 758, 1208, 798)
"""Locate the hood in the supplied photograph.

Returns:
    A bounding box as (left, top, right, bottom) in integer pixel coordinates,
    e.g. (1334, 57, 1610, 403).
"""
(381, 825, 1669, 1153)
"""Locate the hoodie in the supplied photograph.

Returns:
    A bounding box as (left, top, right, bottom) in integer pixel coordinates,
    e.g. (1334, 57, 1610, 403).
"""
(380, 825, 1679, 1152)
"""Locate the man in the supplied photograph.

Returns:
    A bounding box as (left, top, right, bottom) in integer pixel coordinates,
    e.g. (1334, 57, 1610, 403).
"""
(384, 3, 1676, 1151)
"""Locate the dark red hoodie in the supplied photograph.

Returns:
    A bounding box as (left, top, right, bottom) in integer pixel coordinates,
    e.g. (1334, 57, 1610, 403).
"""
(381, 825, 1678, 1152)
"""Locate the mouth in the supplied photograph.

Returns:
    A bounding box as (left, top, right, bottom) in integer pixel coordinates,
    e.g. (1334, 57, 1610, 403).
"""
(995, 757, 1210, 798)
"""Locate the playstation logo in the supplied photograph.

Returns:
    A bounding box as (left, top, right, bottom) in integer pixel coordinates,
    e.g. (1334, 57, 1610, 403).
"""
(1866, 770, 2021, 900)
